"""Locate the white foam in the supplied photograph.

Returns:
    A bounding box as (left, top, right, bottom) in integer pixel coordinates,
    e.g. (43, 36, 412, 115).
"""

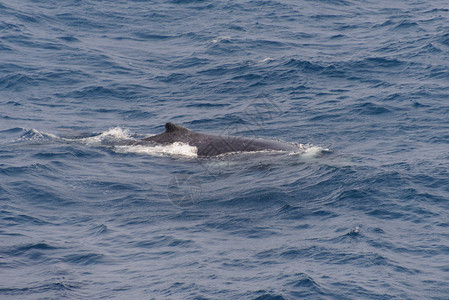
(261, 57, 274, 63)
(114, 142, 198, 158)
(289, 144, 329, 158)
(78, 127, 132, 146)
(211, 36, 231, 43)
(17, 128, 59, 141)
(28, 129, 46, 139)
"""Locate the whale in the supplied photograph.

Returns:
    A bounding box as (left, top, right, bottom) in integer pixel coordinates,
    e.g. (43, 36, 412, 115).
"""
(135, 122, 299, 157)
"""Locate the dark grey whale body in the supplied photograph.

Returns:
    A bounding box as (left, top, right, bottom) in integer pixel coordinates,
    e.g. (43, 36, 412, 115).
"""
(137, 122, 298, 157)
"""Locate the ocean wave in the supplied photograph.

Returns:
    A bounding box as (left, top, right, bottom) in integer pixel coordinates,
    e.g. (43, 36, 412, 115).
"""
(1, 0, 449, 298)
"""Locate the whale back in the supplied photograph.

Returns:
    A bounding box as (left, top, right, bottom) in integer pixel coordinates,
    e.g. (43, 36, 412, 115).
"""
(139, 122, 297, 156)
(164, 122, 190, 134)
(141, 122, 193, 144)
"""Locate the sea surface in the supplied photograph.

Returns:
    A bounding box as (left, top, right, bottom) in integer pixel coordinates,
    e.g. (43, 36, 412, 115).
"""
(1, 0, 449, 299)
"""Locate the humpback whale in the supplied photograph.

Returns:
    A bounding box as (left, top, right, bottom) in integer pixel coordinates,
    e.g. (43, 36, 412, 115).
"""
(136, 122, 298, 157)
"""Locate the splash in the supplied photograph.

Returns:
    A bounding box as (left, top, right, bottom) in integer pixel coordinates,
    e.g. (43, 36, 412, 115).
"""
(289, 144, 330, 158)
(17, 129, 59, 142)
(77, 127, 132, 146)
(211, 36, 231, 43)
(17, 127, 135, 147)
(114, 142, 198, 158)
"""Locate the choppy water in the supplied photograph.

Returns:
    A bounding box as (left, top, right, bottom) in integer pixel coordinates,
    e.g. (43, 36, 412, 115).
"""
(1, 0, 449, 298)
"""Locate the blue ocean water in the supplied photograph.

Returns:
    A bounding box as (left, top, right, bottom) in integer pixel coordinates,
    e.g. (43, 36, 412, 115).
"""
(1, 0, 449, 298)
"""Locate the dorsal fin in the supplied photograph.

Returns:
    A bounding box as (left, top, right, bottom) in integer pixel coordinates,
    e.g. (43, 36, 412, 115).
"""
(165, 122, 190, 133)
